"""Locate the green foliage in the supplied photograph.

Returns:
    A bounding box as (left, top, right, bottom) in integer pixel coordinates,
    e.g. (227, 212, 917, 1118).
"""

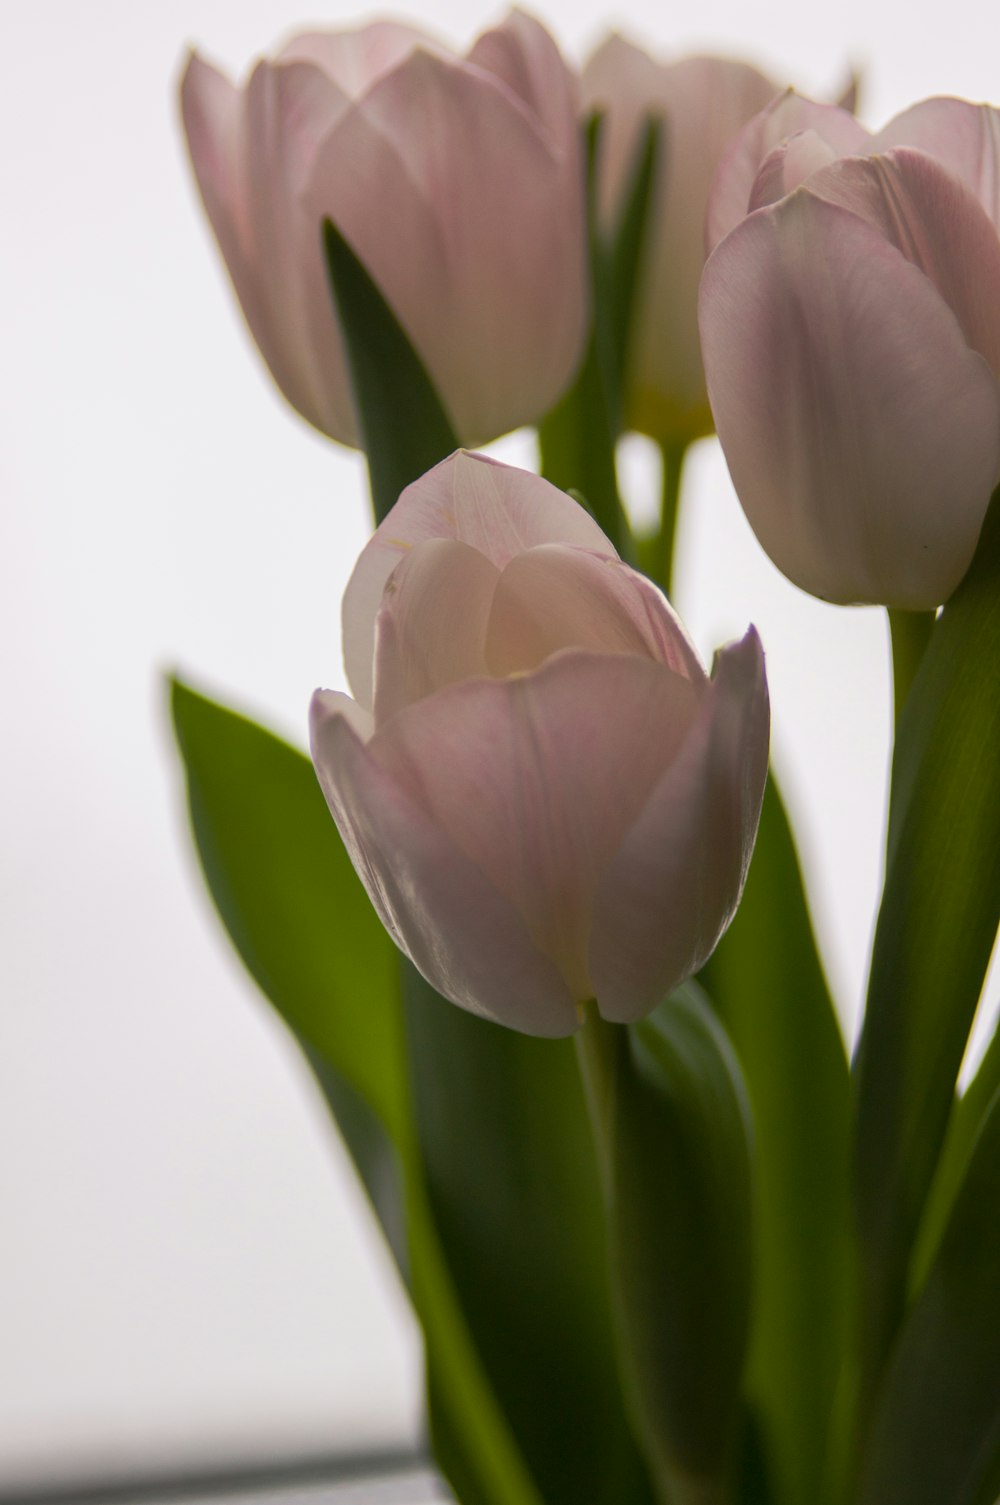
(538, 114, 660, 555)
(853, 487, 1000, 1414)
(855, 1087, 1000, 1505)
(599, 985, 754, 1505)
(700, 779, 851, 1505)
(322, 218, 459, 523)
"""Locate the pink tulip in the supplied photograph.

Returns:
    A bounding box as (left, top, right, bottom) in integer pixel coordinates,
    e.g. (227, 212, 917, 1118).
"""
(310, 452, 769, 1037)
(180, 11, 587, 448)
(700, 94, 1000, 607)
(583, 36, 781, 446)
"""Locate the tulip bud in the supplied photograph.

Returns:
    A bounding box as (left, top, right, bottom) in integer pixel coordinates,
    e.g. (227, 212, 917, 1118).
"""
(310, 451, 770, 1037)
(180, 11, 587, 448)
(582, 36, 781, 446)
(700, 95, 1000, 608)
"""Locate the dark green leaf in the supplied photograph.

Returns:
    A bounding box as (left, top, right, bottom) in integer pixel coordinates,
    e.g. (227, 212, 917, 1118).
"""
(322, 218, 459, 523)
(606, 115, 661, 400)
(404, 966, 655, 1505)
(856, 1086, 1000, 1505)
(538, 110, 660, 555)
(537, 115, 624, 549)
(604, 984, 754, 1505)
(853, 486, 1000, 1407)
(699, 777, 851, 1505)
(911, 1013, 1000, 1294)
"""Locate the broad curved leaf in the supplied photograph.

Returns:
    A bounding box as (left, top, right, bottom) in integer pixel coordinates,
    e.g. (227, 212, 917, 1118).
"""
(700, 777, 851, 1505)
(853, 487, 1000, 1407)
(856, 1086, 1000, 1505)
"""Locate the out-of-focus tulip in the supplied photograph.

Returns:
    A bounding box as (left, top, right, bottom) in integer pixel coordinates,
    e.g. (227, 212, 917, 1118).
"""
(310, 451, 769, 1037)
(700, 94, 1000, 608)
(180, 11, 587, 448)
(583, 36, 781, 447)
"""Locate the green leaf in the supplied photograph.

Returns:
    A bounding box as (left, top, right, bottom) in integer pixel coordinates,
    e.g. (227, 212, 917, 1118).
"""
(853, 486, 1000, 1408)
(170, 677, 546, 1505)
(605, 115, 661, 403)
(911, 1012, 1000, 1295)
(322, 218, 459, 523)
(594, 984, 754, 1505)
(169, 677, 406, 1149)
(403, 966, 656, 1505)
(538, 112, 660, 555)
(699, 777, 851, 1505)
(537, 115, 623, 547)
(855, 1085, 1000, 1505)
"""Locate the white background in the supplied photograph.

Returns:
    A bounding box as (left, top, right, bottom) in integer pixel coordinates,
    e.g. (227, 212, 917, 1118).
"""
(2, 0, 998, 1489)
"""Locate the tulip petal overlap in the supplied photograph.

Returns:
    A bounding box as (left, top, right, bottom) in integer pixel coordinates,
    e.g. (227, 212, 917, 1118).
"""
(311, 452, 769, 1036)
(701, 94, 1000, 607)
(181, 11, 587, 448)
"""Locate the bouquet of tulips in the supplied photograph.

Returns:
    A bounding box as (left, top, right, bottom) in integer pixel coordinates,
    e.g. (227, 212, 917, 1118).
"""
(172, 13, 1000, 1505)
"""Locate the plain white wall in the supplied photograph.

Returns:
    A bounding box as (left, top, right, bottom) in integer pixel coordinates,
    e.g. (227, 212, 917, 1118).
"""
(2, 0, 998, 1488)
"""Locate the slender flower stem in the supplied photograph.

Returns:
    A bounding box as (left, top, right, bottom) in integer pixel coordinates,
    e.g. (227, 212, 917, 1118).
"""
(573, 1001, 622, 1196)
(888, 608, 935, 727)
(657, 440, 688, 596)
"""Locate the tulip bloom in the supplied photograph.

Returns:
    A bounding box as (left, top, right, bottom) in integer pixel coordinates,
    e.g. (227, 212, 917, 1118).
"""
(700, 94, 1000, 608)
(583, 36, 781, 446)
(310, 452, 769, 1037)
(181, 12, 587, 448)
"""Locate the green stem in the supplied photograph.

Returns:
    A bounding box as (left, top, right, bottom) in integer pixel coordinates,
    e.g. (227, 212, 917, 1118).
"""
(657, 440, 688, 596)
(888, 608, 935, 728)
(572, 1001, 622, 1196)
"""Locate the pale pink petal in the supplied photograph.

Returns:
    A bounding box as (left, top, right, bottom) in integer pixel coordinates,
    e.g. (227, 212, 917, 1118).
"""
(805, 148, 1000, 377)
(748, 130, 841, 212)
(277, 22, 429, 96)
(699, 192, 1000, 607)
(836, 67, 860, 115)
(585, 45, 780, 438)
(590, 629, 769, 1021)
(311, 688, 374, 742)
(582, 34, 663, 225)
(180, 51, 247, 251)
(707, 92, 869, 250)
(310, 46, 586, 446)
(342, 453, 613, 704)
(467, 9, 579, 154)
(485, 545, 706, 681)
(241, 59, 357, 442)
(371, 652, 703, 1004)
(876, 96, 1000, 232)
(372, 539, 499, 725)
(310, 694, 578, 1035)
(181, 53, 279, 394)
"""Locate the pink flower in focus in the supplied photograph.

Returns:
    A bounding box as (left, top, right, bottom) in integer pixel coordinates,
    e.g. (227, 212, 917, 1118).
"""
(310, 452, 770, 1037)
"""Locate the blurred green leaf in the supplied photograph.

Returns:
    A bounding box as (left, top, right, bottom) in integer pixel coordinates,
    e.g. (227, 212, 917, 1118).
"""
(170, 678, 544, 1505)
(853, 486, 1000, 1409)
(538, 112, 658, 556)
(855, 1086, 1000, 1505)
(700, 776, 851, 1505)
(538, 115, 623, 547)
(911, 1009, 1000, 1295)
(322, 218, 458, 524)
(404, 967, 656, 1505)
(606, 115, 660, 403)
(170, 678, 406, 1147)
(603, 983, 754, 1505)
